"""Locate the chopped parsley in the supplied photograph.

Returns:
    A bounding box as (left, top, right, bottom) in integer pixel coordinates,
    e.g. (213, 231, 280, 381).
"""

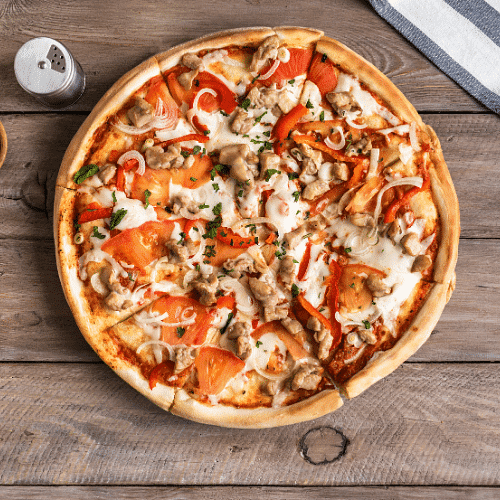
(212, 202, 222, 216)
(263, 130, 271, 137)
(302, 233, 312, 239)
(320, 110, 325, 122)
(292, 259, 299, 264)
(220, 312, 234, 335)
(180, 150, 190, 158)
(212, 183, 220, 192)
(287, 172, 299, 180)
(254, 111, 267, 124)
(195, 264, 201, 271)
(177, 232, 186, 245)
(194, 79, 200, 87)
(306, 99, 314, 109)
(128, 272, 135, 282)
(73, 164, 99, 185)
(291, 284, 300, 298)
(74, 219, 81, 231)
(288, 79, 295, 85)
(190, 176, 197, 182)
(237, 189, 243, 197)
(193, 145, 201, 155)
(251, 73, 261, 84)
(203, 245, 216, 258)
(264, 168, 280, 182)
(220, 110, 229, 117)
(112, 191, 117, 203)
(345, 247, 352, 253)
(203, 215, 222, 239)
(256, 341, 263, 348)
(92, 226, 105, 239)
(321, 53, 327, 63)
(177, 327, 186, 338)
(362, 320, 371, 330)
(240, 98, 251, 111)
(350, 283, 355, 289)
(345, 133, 353, 151)
(203, 130, 210, 136)
(198, 203, 209, 210)
(144, 189, 151, 209)
(292, 191, 300, 202)
(109, 209, 127, 230)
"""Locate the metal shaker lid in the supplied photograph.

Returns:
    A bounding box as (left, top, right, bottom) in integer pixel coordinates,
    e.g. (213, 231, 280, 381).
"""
(14, 37, 75, 96)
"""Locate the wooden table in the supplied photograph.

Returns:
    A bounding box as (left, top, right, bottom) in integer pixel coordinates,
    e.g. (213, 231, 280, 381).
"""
(1, 0, 499, 498)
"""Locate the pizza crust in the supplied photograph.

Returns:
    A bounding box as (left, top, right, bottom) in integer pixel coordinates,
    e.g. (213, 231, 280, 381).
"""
(171, 387, 343, 429)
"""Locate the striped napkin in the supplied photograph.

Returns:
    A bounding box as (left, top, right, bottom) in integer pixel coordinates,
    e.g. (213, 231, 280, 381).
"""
(368, 0, 500, 114)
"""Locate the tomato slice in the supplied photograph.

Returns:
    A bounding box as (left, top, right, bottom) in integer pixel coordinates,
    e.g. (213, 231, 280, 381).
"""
(307, 52, 338, 95)
(195, 346, 245, 395)
(101, 220, 176, 271)
(148, 360, 193, 390)
(153, 295, 215, 347)
(259, 47, 314, 86)
(216, 295, 235, 310)
(144, 75, 179, 123)
(251, 320, 309, 361)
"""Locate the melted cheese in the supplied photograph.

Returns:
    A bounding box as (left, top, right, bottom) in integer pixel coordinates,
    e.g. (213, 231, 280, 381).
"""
(110, 198, 158, 231)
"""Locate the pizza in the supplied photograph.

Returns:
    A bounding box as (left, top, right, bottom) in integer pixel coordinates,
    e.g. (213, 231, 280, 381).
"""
(54, 27, 459, 428)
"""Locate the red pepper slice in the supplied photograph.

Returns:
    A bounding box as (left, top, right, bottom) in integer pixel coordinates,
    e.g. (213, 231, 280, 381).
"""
(297, 241, 312, 281)
(115, 166, 125, 192)
(78, 206, 113, 224)
(216, 227, 255, 248)
(272, 104, 308, 155)
(383, 173, 430, 224)
(216, 295, 236, 310)
(297, 293, 332, 332)
(122, 158, 139, 171)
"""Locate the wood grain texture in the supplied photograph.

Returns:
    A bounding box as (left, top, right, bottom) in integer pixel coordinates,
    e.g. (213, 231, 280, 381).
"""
(0, 0, 486, 113)
(0, 238, 498, 362)
(0, 113, 498, 240)
(1, 486, 500, 499)
(1, 363, 500, 485)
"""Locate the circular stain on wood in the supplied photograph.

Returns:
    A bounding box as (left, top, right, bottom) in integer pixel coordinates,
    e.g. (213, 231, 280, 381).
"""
(298, 426, 349, 465)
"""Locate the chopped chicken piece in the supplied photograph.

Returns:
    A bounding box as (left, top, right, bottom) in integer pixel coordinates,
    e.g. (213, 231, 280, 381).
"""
(264, 304, 289, 322)
(223, 255, 255, 278)
(291, 364, 322, 391)
(302, 179, 329, 200)
(231, 108, 255, 134)
(250, 35, 280, 73)
(247, 84, 279, 108)
(281, 317, 304, 336)
(98, 164, 116, 184)
(171, 195, 200, 215)
(326, 91, 361, 117)
(387, 219, 401, 242)
(166, 240, 189, 262)
(358, 328, 377, 345)
(307, 317, 333, 361)
(182, 53, 203, 70)
(284, 225, 307, 249)
(277, 89, 296, 114)
(266, 379, 280, 396)
(259, 151, 281, 172)
(145, 144, 185, 170)
(349, 213, 374, 227)
(346, 135, 372, 157)
(100, 267, 126, 294)
(105, 291, 132, 311)
(279, 256, 296, 289)
(127, 97, 155, 128)
(227, 321, 252, 359)
(177, 69, 199, 90)
(332, 161, 350, 181)
(248, 277, 279, 308)
(192, 273, 219, 306)
(307, 215, 327, 232)
(219, 144, 259, 186)
(401, 233, 422, 256)
(174, 346, 196, 373)
(411, 254, 432, 273)
(366, 274, 392, 297)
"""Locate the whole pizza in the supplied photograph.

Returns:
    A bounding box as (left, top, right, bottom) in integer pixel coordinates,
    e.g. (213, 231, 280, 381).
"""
(54, 27, 459, 428)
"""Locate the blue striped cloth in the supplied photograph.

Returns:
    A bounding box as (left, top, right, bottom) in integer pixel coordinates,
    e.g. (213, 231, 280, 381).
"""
(368, 0, 500, 114)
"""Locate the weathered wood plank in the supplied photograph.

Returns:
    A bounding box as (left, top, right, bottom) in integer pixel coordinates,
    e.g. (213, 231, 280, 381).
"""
(0, 0, 485, 113)
(0, 113, 498, 240)
(1, 363, 499, 485)
(0, 222, 498, 362)
(1, 486, 500, 499)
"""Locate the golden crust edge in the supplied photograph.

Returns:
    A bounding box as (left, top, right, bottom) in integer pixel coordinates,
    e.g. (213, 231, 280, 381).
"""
(170, 388, 343, 429)
(316, 37, 423, 126)
(426, 124, 460, 287)
(340, 282, 448, 399)
(55, 56, 162, 188)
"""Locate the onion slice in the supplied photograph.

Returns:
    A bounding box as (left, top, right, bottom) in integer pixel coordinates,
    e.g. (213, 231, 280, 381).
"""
(346, 115, 367, 129)
(258, 59, 281, 80)
(136, 340, 174, 360)
(192, 87, 218, 112)
(117, 150, 146, 176)
(372, 176, 424, 223)
(376, 124, 410, 136)
(324, 126, 345, 150)
(366, 148, 380, 180)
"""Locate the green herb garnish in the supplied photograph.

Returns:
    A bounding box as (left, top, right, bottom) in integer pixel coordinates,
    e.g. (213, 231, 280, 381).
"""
(240, 98, 251, 111)
(292, 191, 300, 202)
(264, 169, 280, 182)
(92, 226, 105, 239)
(212, 202, 222, 216)
(291, 284, 300, 298)
(109, 209, 127, 230)
(112, 191, 117, 203)
(193, 145, 201, 155)
(306, 99, 314, 109)
(144, 189, 151, 209)
(177, 327, 186, 338)
(73, 164, 99, 185)
(362, 320, 370, 329)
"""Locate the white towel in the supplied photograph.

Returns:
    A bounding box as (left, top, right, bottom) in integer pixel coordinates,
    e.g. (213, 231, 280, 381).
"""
(369, 0, 500, 113)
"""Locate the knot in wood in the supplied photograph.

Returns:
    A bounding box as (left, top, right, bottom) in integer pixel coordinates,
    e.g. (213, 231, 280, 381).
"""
(298, 426, 349, 465)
